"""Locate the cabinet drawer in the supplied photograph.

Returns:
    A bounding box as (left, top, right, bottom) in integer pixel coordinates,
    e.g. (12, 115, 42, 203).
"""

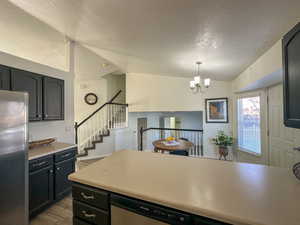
(55, 148, 76, 163)
(29, 155, 53, 172)
(73, 184, 109, 210)
(73, 218, 92, 225)
(73, 201, 108, 225)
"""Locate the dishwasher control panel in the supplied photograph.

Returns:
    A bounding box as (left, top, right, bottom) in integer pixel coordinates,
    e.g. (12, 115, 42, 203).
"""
(111, 194, 191, 224)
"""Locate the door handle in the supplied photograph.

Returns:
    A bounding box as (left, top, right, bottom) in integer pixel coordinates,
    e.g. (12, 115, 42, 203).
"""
(293, 147, 300, 151)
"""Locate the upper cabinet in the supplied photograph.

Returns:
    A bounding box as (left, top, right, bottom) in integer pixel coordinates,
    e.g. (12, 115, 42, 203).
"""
(0, 65, 10, 90)
(43, 77, 64, 120)
(11, 69, 43, 121)
(283, 22, 300, 128)
(5, 65, 65, 122)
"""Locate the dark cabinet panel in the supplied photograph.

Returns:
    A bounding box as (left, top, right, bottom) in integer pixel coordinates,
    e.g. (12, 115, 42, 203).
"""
(283, 22, 300, 128)
(29, 148, 76, 218)
(29, 166, 54, 216)
(54, 157, 75, 200)
(0, 65, 10, 90)
(43, 77, 64, 120)
(11, 69, 43, 121)
(73, 184, 109, 210)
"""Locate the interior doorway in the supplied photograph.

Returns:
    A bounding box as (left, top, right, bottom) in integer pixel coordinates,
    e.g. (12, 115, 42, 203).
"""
(137, 118, 147, 150)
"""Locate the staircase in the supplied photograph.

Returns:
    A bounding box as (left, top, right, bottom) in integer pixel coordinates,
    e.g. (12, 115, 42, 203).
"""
(75, 91, 128, 157)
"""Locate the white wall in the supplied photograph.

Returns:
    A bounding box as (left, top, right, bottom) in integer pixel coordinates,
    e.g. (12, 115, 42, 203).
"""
(74, 44, 118, 80)
(0, 1, 68, 71)
(74, 44, 127, 122)
(74, 78, 108, 121)
(126, 73, 202, 112)
(232, 40, 282, 92)
(126, 73, 233, 157)
(0, 50, 75, 144)
(104, 74, 126, 103)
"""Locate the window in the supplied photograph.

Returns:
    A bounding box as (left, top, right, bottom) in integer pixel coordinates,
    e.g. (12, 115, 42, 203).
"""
(237, 96, 261, 154)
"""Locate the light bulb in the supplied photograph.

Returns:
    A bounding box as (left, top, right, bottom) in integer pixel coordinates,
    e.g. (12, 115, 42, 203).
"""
(190, 80, 196, 89)
(204, 78, 211, 88)
(194, 76, 201, 85)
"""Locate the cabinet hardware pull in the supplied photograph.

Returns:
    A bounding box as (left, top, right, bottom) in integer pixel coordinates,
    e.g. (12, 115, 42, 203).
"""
(62, 153, 71, 158)
(33, 161, 47, 167)
(49, 170, 53, 173)
(82, 210, 96, 218)
(81, 192, 95, 200)
(294, 147, 300, 151)
(57, 167, 60, 171)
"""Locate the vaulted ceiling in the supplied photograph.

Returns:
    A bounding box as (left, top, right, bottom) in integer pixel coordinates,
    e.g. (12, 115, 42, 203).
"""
(8, 0, 300, 80)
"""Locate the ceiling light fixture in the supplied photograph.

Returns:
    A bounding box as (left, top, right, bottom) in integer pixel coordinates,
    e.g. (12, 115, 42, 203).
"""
(189, 62, 211, 93)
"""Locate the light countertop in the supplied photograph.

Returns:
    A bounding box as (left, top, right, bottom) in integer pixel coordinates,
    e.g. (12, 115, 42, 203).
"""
(68, 150, 300, 225)
(29, 142, 77, 160)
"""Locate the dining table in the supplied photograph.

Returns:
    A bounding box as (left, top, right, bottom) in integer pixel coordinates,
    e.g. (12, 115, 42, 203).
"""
(152, 139, 193, 154)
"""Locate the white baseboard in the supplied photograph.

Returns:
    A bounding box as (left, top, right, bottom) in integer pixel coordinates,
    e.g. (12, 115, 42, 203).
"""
(77, 153, 112, 161)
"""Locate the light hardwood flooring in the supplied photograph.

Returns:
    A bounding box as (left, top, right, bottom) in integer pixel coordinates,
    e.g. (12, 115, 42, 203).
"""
(30, 158, 102, 225)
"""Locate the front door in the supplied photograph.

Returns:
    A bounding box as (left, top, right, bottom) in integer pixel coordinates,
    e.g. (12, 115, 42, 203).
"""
(268, 84, 300, 168)
(235, 89, 269, 165)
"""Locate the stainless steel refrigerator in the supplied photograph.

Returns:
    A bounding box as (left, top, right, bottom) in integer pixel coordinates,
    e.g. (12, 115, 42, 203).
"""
(0, 90, 28, 225)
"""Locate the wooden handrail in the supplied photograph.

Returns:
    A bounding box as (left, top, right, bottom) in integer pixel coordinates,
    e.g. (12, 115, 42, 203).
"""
(75, 90, 126, 128)
(108, 90, 122, 103)
(141, 127, 203, 133)
(76, 103, 108, 128)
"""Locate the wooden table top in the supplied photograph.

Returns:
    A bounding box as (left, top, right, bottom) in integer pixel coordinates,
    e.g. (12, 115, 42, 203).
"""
(152, 139, 193, 151)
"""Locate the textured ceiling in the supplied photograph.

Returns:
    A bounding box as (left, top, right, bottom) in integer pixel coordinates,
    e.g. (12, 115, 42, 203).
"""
(8, 0, 300, 80)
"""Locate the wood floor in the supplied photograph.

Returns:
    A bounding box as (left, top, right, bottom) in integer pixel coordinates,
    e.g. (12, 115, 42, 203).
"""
(30, 158, 101, 225)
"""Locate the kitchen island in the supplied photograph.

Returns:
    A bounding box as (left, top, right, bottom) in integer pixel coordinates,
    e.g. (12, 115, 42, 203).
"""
(69, 150, 300, 225)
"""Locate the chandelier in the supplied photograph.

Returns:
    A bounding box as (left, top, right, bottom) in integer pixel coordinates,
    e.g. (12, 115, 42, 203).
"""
(189, 62, 211, 93)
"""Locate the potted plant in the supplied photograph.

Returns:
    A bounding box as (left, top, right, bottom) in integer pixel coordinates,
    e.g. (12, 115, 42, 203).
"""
(212, 131, 233, 160)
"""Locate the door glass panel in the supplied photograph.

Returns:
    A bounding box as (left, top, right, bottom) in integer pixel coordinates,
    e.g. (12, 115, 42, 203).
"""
(237, 96, 261, 154)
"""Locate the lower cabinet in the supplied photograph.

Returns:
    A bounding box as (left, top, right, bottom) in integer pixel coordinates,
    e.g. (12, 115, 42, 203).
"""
(29, 148, 76, 218)
(29, 166, 54, 215)
(55, 157, 76, 200)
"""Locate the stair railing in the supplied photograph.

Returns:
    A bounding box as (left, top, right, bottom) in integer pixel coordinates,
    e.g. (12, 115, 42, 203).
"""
(139, 127, 204, 157)
(75, 90, 128, 155)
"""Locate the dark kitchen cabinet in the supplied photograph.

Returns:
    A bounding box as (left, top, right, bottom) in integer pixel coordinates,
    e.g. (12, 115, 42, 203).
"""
(43, 77, 64, 120)
(0, 65, 10, 90)
(11, 69, 43, 121)
(29, 147, 76, 218)
(29, 166, 54, 216)
(55, 157, 75, 200)
(283, 22, 300, 128)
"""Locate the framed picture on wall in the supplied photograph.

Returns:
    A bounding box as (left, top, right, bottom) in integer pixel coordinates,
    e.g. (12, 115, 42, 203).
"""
(205, 98, 228, 123)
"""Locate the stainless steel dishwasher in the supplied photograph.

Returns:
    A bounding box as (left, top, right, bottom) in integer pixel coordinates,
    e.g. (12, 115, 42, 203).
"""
(110, 194, 191, 225)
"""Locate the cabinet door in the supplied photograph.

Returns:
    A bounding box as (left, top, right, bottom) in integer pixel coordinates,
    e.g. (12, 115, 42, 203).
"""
(54, 157, 75, 200)
(11, 69, 43, 121)
(283, 22, 300, 128)
(0, 65, 10, 90)
(43, 77, 64, 120)
(29, 166, 54, 217)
